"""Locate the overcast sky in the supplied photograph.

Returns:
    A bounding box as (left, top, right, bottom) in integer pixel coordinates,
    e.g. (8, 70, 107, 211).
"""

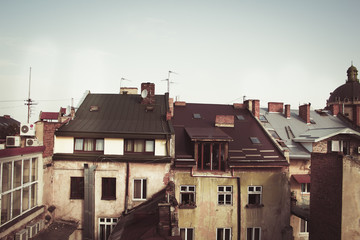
(1, 0, 360, 123)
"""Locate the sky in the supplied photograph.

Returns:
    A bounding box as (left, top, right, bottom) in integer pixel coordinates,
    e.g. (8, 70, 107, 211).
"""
(1, 0, 360, 123)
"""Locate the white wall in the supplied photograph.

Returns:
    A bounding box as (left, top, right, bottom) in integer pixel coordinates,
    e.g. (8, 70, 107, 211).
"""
(54, 136, 74, 154)
(155, 139, 167, 156)
(104, 138, 124, 155)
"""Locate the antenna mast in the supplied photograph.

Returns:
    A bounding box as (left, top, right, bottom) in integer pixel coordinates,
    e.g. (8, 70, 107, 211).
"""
(164, 71, 178, 95)
(25, 67, 36, 123)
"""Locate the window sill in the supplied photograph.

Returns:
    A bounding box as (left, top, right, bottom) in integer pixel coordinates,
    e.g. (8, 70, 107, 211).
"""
(101, 197, 116, 201)
(245, 204, 264, 208)
(179, 204, 197, 209)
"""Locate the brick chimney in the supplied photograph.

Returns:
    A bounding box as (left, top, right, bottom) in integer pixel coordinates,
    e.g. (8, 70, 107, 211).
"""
(299, 103, 310, 124)
(330, 104, 340, 116)
(285, 104, 291, 119)
(215, 115, 234, 127)
(244, 100, 260, 119)
(268, 102, 284, 113)
(141, 82, 155, 105)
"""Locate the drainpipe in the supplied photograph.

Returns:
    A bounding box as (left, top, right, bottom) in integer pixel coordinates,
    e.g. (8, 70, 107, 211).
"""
(124, 162, 130, 214)
(83, 164, 97, 240)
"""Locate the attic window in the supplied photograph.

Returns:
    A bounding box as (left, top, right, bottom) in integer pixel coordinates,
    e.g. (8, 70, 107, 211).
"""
(259, 115, 267, 122)
(268, 130, 280, 139)
(193, 113, 201, 119)
(90, 106, 99, 112)
(236, 115, 245, 120)
(250, 137, 261, 144)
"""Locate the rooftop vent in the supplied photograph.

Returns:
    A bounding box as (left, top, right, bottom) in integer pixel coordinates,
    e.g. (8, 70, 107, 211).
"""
(90, 106, 99, 112)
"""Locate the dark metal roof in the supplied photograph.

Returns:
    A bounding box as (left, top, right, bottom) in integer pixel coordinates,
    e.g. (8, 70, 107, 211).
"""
(56, 93, 173, 137)
(32, 220, 78, 240)
(173, 103, 287, 167)
(328, 81, 360, 102)
(292, 174, 311, 183)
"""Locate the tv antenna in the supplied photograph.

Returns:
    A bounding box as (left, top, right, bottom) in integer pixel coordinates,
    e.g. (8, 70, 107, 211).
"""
(162, 70, 178, 95)
(24, 67, 37, 123)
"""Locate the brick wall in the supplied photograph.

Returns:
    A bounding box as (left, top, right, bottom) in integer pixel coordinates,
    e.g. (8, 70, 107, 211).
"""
(310, 152, 343, 240)
(268, 102, 284, 113)
(299, 104, 310, 124)
(43, 122, 65, 158)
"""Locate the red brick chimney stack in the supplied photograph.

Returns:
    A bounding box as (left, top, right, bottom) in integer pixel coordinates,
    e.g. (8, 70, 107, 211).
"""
(244, 100, 260, 119)
(299, 103, 311, 124)
(141, 82, 155, 105)
(268, 102, 284, 113)
(285, 104, 291, 119)
(330, 104, 340, 116)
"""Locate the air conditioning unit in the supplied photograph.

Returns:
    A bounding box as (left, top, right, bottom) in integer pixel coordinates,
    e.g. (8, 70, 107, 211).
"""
(20, 123, 35, 136)
(26, 138, 40, 147)
(15, 229, 28, 240)
(6, 136, 21, 147)
(27, 221, 40, 238)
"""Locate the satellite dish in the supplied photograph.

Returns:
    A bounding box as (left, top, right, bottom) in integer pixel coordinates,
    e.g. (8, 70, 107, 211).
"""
(141, 89, 148, 99)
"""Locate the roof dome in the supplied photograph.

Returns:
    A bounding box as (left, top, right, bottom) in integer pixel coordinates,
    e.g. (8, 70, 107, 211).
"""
(328, 65, 360, 103)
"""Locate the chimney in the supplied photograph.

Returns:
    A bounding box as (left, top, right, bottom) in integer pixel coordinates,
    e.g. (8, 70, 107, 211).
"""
(233, 103, 244, 109)
(268, 102, 284, 113)
(174, 101, 186, 107)
(244, 100, 260, 119)
(215, 115, 234, 127)
(3, 115, 10, 119)
(70, 107, 76, 120)
(330, 104, 340, 116)
(141, 83, 155, 105)
(285, 104, 291, 119)
(299, 103, 310, 124)
(169, 98, 174, 117)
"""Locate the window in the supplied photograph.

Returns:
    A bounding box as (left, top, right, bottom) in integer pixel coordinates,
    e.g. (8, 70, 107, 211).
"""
(180, 185, 196, 207)
(236, 115, 245, 120)
(328, 140, 350, 155)
(301, 183, 310, 194)
(300, 219, 309, 233)
(248, 186, 262, 205)
(70, 177, 84, 199)
(124, 140, 154, 154)
(133, 179, 147, 200)
(102, 178, 116, 200)
(1, 157, 38, 226)
(74, 138, 104, 152)
(197, 142, 226, 171)
(247, 227, 261, 240)
(193, 113, 201, 119)
(250, 137, 261, 144)
(217, 228, 231, 240)
(98, 218, 117, 240)
(180, 228, 194, 240)
(218, 186, 232, 205)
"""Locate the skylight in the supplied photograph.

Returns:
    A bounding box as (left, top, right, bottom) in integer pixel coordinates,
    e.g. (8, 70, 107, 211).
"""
(259, 115, 268, 122)
(193, 113, 201, 119)
(236, 115, 245, 120)
(250, 137, 261, 144)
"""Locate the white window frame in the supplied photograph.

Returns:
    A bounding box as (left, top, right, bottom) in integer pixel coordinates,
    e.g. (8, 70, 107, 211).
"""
(300, 183, 310, 194)
(98, 217, 117, 240)
(180, 185, 196, 205)
(180, 227, 194, 240)
(218, 186, 232, 205)
(247, 186, 262, 205)
(0, 157, 38, 226)
(300, 219, 309, 234)
(247, 227, 261, 240)
(216, 228, 232, 240)
(133, 178, 147, 200)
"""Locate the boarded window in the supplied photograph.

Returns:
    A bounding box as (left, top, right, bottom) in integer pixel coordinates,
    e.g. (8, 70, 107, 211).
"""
(102, 178, 116, 200)
(70, 177, 84, 199)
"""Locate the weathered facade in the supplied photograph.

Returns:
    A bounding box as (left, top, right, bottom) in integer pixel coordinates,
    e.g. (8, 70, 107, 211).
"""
(50, 83, 175, 240)
(172, 100, 292, 240)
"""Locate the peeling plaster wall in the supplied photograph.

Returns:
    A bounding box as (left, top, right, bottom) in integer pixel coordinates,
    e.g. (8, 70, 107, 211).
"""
(341, 156, 360, 239)
(175, 169, 291, 240)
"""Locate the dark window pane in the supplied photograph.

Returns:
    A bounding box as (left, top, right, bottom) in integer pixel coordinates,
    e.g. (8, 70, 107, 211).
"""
(225, 194, 231, 204)
(70, 177, 84, 199)
(142, 179, 147, 199)
(218, 194, 225, 204)
(187, 228, 193, 240)
(134, 180, 141, 199)
(102, 178, 116, 200)
(217, 229, 223, 240)
(255, 228, 260, 240)
(180, 229, 185, 240)
(225, 229, 231, 240)
(247, 228, 253, 240)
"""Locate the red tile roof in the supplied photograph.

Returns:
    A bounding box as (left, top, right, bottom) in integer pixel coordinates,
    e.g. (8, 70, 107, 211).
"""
(292, 174, 311, 183)
(40, 112, 59, 120)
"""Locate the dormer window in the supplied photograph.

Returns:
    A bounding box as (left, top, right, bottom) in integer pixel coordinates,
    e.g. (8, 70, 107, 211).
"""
(124, 139, 155, 154)
(196, 142, 226, 171)
(74, 138, 104, 152)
